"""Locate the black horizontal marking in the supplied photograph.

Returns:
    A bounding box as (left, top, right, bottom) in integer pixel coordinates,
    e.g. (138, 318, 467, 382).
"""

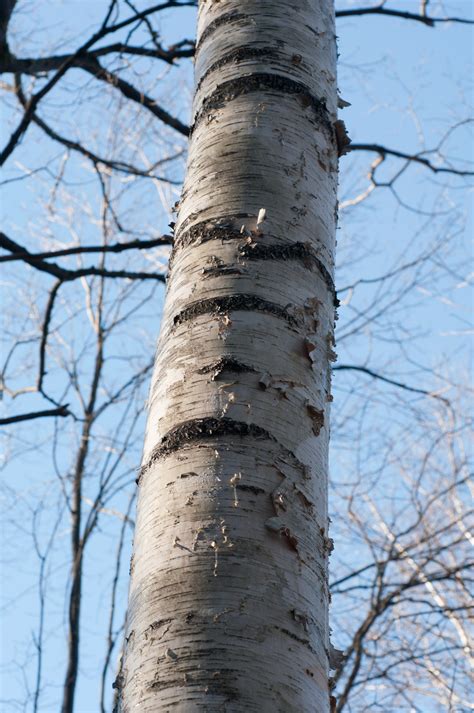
(144, 417, 275, 464)
(196, 47, 279, 92)
(138, 420, 313, 480)
(239, 241, 338, 306)
(172, 294, 300, 328)
(168, 220, 247, 271)
(196, 11, 248, 52)
(202, 264, 244, 278)
(174, 220, 246, 252)
(275, 626, 315, 653)
(236, 484, 266, 495)
(169, 224, 339, 307)
(198, 357, 257, 377)
(191, 73, 331, 135)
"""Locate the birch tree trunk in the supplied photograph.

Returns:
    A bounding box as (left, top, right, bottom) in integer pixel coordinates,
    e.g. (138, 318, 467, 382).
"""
(120, 1, 339, 710)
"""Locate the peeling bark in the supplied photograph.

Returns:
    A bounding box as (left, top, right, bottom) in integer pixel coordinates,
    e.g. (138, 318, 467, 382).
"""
(121, 1, 338, 710)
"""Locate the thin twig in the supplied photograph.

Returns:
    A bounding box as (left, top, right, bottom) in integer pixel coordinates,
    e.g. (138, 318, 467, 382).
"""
(333, 364, 450, 405)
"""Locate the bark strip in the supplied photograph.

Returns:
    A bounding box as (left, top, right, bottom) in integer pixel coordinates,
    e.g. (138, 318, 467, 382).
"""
(239, 241, 338, 305)
(196, 47, 280, 91)
(172, 294, 301, 329)
(191, 72, 332, 135)
(195, 11, 248, 52)
(144, 417, 276, 464)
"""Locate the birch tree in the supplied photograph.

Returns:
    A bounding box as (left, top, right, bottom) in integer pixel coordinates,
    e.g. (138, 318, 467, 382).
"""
(119, 1, 341, 710)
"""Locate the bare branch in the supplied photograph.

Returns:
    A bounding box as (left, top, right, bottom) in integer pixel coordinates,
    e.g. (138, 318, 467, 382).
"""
(101, 1, 197, 37)
(0, 404, 70, 425)
(0, 232, 167, 282)
(333, 364, 450, 405)
(0, 1, 194, 164)
(99, 493, 135, 713)
(1, 29, 113, 166)
(335, 5, 473, 27)
(1, 41, 194, 75)
(13, 79, 182, 181)
(0, 0, 16, 58)
(349, 142, 474, 177)
(0, 236, 172, 263)
(79, 57, 189, 136)
(37, 280, 62, 396)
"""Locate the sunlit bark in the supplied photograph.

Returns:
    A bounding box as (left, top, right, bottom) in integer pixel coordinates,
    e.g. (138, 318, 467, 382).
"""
(120, 1, 339, 710)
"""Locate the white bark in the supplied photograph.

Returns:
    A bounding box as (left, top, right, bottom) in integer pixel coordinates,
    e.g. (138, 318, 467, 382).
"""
(120, 1, 339, 710)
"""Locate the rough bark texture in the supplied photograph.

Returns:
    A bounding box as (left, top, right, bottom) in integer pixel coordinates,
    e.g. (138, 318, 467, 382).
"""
(120, 1, 338, 710)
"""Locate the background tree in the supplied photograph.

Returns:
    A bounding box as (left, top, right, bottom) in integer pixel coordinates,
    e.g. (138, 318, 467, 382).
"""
(0, 1, 472, 712)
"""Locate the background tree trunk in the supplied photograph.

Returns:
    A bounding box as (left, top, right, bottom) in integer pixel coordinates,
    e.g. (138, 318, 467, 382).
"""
(120, 1, 339, 710)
